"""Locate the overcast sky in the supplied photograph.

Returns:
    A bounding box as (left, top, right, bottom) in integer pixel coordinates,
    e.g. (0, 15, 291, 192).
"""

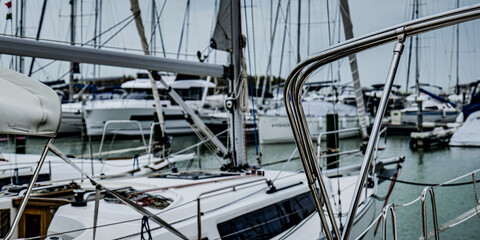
(0, 0, 479, 94)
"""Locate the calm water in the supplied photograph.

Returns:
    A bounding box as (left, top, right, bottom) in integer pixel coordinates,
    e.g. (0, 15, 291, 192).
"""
(1, 134, 479, 239)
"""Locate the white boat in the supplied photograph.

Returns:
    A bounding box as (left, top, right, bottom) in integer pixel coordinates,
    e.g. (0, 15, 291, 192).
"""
(393, 90, 459, 126)
(58, 86, 129, 135)
(83, 74, 215, 136)
(259, 101, 361, 144)
(45, 168, 376, 239)
(44, 0, 387, 237)
(19, 1, 381, 239)
(3, 2, 477, 239)
(59, 102, 84, 134)
(0, 152, 196, 186)
(449, 110, 480, 147)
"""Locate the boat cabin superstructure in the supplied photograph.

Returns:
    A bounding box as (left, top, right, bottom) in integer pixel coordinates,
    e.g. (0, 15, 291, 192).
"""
(83, 73, 215, 136)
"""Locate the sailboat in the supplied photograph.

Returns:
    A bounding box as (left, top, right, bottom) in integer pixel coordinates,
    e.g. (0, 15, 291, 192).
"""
(2, 1, 478, 240)
(258, 100, 360, 144)
(83, 72, 216, 136)
(395, 0, 461, 128)
(0, 1, 384, 239)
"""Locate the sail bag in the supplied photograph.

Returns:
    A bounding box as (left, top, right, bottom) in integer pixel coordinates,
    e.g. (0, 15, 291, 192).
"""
(0, 67, 61, 137)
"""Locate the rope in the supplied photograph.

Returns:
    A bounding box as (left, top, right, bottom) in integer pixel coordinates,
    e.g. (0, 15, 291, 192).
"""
(378, 176, 480, 187)
(354, 213, 383, 240)
(374, 166, 402, 235)
(238, 58, 250, 113)
(140, 216, 153, 240)
(171, 129, 228, 156)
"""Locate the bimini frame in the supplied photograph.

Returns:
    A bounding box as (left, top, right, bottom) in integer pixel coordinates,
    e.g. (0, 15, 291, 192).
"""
(283, 4, 480, 240)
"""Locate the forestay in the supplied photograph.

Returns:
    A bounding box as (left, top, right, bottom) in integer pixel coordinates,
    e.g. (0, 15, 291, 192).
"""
(0, 67, 61, 137)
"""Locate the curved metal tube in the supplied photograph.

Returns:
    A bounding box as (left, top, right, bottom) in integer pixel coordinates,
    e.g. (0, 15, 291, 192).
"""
(421, 187, 440, 240)
(98, 120, 147, 159)
(4, 138, 53, 240)
(283, 4, 480, 239)
(382, 203, 398, 240)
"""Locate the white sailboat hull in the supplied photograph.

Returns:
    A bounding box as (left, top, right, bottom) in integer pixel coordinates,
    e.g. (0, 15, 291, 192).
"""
(259, 115, 360, 144)
(83, 99, 194, 136)
(46, 171, 376, 240)
(450, 110, 480, 147)
(0, 152, 196, 184)
(59, 102, 84, 134)
(400, 109, 458, 124)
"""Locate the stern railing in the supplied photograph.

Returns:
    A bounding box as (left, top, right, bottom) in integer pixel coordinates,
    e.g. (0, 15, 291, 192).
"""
(283, 4, 480, 239)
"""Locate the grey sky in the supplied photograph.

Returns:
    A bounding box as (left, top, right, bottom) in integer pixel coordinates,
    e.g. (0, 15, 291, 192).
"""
(0, 0, 479, 94)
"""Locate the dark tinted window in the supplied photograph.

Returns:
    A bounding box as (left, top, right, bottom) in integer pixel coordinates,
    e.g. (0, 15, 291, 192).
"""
(217, 192, 315, 240)
(175, 87, 204, 100)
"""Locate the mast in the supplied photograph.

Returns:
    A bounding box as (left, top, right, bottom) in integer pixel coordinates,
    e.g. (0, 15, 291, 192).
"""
(97, 0, 102, 77)
(405, 0, 416, 93)
(27, 0, 48, 77)
(260, 0, 281, 104)
(455, 0, 460, 94)
(177, 0, 190, 59)
(93, 0, 98, 78)
(18, 0, 25, 73)
(307, 0, 311, 55)
(230, 0, 246, 166)
(130, 0, 166, 143)
(129, 0, 228, 157)
(151, 0, 156, 55)
(296, 0, 301, 63)
(415, 0, 420, 98)
(414, 0, 423, 132)
(339, 0, 368, 138)
(69, 0, 76, 102)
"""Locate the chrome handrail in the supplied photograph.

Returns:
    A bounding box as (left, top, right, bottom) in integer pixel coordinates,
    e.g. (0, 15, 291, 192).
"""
(317, 127, 362, 170)
(382, 203, 398, 240)
(317, 127, 361, 148)
(283, 4, 480, 239)
(5, 138, 53, 240)
(195, 176, 266, 240)
(421, 187, 440, 240)
(98, 120, 147, 160)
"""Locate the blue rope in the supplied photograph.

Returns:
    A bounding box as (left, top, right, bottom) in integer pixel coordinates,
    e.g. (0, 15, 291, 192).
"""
(140, 216, 153, 240)
(243, 0, 259, 155)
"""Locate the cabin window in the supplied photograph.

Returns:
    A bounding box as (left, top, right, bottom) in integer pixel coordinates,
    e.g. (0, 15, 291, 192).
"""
(425, 106, 438, 110)
(175, 87, 204, 101)
(125, 90, 170, 100)
(217, 192, 315, 240)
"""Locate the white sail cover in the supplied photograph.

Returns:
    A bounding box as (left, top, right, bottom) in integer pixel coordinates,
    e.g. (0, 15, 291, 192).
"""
(449, 111, 480, 147)
(0, 67, 61, 137)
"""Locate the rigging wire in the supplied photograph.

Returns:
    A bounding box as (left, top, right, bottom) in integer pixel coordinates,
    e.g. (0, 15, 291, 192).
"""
(378, 176, 480, 187)
(37, 14, 135, 82)
(249, 0, 258, 80)
(176, 0, 190, 59)
(152, 0, 168, 58)
(275, 0, 291, 106)
(243, 0, 259, 156)
(28, 12, 136, 76)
